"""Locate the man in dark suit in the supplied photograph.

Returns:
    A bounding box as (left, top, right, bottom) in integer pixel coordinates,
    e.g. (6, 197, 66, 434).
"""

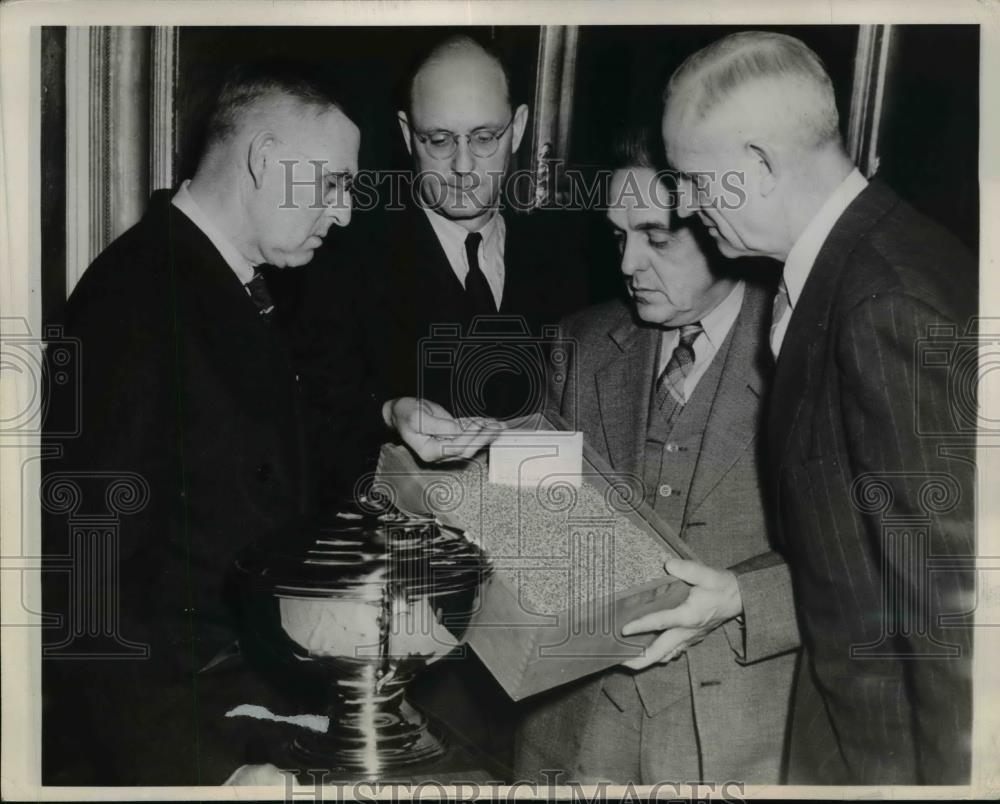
(40, 62, 475, 786)
(387, 34, 588, 417)
(289, 33, 590, 514)
(392, 33, 583, 772)
(288, 35, 589, 773)
(304, 34, 587, 423)
(660, 31, 976, 784)
(514, 129, 798, 784)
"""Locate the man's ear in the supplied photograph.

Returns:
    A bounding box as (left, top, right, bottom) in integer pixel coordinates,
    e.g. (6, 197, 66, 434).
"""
(510, 103, 530, 154)
(248, 130, 277, 190)
(397, 112, 414, 157)
(747, 142, 778, 197)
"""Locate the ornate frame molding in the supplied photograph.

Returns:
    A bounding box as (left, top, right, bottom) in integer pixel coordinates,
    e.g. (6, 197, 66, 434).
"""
(64, 26, 177, 296)
(847, 24, 895, 178)
(530, 25, 579, 208)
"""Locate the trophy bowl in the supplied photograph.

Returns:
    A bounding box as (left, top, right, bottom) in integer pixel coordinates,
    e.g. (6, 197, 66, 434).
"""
(235, 501, 492, 778)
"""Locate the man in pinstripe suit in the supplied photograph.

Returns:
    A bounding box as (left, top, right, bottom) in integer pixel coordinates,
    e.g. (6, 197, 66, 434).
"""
(658, 31, 975, 784)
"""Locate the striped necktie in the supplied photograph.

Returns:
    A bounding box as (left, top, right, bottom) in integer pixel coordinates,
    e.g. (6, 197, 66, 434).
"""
(770, 280, 791, 357)
(654, 322, 704, 408)
(244, 272, 275, 321)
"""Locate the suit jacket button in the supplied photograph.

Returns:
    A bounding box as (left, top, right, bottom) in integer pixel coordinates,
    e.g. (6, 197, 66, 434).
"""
(256, 463, 272, 481)
(658, 484, 673, 497)
(665, 443, 678, 453)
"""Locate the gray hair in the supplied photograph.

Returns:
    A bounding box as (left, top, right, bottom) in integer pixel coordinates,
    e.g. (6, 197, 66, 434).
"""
(665, 31, 841, 147)
(205, 60, 346, 147)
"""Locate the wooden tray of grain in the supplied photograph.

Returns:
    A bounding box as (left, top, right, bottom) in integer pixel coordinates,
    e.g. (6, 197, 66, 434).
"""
(374, 420, 697, 701)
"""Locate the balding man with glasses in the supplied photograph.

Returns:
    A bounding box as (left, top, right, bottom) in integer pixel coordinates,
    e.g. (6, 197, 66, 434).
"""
(287, 33, 591, 776)
(394, 33, 589, 774)
(289, 32, 593, 501)
(366, 33, 588, 422)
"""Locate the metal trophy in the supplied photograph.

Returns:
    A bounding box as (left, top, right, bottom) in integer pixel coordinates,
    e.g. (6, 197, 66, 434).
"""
(235, 501, 491, 778)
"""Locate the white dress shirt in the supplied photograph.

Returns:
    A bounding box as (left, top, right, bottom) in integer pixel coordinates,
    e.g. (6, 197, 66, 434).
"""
(422, 207, 506, 309)
(658, 280, 746, 403)
(172, 180, 258, 284)
(770, 168, 869, 357)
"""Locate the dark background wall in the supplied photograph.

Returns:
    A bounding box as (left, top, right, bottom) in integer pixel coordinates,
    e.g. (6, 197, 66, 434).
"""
(568, 25, 860, 170)
(174, 26, 542, 185)
(877, 25, 979, 252)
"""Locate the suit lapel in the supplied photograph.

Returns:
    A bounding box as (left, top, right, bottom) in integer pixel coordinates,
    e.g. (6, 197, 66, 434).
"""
(406, 205, 469, 300)
(499, 213, 519, 314)
(167, 203, 295, 422)
(687, 284, 771, 514)
(501, 213, 530, 315)
(595, 310, 658, 480)
(767, 180, 899, 465)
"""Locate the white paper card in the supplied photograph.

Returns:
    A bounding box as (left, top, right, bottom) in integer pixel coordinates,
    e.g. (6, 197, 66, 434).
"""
(488, 430, 584, 487)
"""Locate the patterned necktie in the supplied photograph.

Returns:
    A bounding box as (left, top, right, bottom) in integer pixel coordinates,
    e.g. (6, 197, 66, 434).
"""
(770, 280, 791, 357)
(464, 231, 498, 315)
(244, 272, 275, 321)
(655, 323, 704, 408)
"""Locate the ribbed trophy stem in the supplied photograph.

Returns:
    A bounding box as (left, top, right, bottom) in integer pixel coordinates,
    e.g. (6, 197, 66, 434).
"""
(289, 585, 446, 776)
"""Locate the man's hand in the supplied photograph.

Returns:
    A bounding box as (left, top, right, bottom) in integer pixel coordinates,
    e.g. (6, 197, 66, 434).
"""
(619, 558, 743, 671)
(223, 763, 295, 785)
(383, 397, 503, 463)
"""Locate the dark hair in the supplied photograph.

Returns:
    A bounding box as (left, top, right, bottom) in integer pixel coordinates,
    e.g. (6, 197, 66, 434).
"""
(404, 33, 514, 114)
(204, 60, 348, 147)
(606, 120, 705, 239)
(610, 120, 669, 174)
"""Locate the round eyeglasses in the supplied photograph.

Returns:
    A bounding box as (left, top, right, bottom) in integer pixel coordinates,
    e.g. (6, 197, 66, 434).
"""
(412, 115, 515, 161)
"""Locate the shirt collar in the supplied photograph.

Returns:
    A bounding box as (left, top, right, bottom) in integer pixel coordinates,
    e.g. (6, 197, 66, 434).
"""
(422, 205, 504, 260)
(698, 279, 745, 351)
(172, 180, 258, 284)
(782, 167, 868, 309)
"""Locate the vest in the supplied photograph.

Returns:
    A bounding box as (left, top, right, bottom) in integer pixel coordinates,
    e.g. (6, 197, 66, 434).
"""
(642, 327, 734, 535)
(600, 320, 740, 719)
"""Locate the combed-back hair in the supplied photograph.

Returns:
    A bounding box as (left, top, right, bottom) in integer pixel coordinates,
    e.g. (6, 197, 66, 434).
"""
(610, 119, 669, 174)
(204, 59, 346, 147)
(607, 120, 703, 236)
(665, 31, 840, 147)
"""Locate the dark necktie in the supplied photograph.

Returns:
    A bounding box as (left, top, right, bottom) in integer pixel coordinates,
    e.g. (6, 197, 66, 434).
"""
(244, 272, 275, 321)
(464, 231, 498, 315)
(654, 322, 704, 409)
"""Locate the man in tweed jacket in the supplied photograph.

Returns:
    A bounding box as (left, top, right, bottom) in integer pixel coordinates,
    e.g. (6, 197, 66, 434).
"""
(513, 129, 800, 784)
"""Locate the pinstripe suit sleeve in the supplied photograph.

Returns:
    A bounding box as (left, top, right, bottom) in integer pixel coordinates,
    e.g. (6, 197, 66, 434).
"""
(835, 290, 974, 784)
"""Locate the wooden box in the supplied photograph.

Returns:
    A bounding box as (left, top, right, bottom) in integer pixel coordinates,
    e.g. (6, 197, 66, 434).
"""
(375, 425, 695, 701)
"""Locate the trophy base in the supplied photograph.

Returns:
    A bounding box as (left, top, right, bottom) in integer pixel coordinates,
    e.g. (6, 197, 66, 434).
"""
(287, 699, 447, 779)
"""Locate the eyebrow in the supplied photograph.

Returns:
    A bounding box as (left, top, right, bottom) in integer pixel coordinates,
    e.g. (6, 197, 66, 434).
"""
(633, 221, 673, 234)
(605, 220, 674, 237)
(321, 168, 355, 182)
(418, 119, 508, 134)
